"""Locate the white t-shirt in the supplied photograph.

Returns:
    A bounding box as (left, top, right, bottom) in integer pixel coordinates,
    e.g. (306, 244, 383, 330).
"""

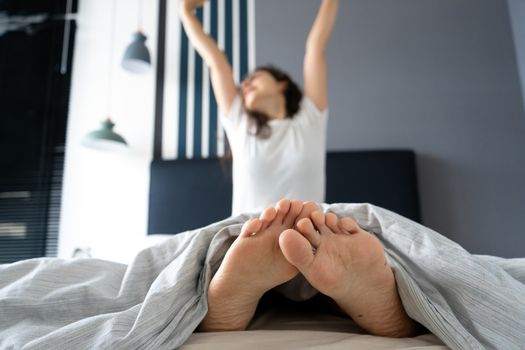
(221, 95, 328, 216)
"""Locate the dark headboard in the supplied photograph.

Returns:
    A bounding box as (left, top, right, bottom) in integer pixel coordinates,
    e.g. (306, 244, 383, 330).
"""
(148, 150, 421, 234)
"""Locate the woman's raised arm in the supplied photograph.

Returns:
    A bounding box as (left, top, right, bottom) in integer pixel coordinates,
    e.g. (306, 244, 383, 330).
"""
(303, 0, 338, 112)
(180, 0, 238, 116)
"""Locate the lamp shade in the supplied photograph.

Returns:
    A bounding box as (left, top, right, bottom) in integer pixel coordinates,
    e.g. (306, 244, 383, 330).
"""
(81, 118, 128, 151)
(122, 31, 151, 74)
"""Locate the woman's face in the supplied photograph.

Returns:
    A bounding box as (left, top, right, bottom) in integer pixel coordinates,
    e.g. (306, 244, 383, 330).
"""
(241, 70, 286, 110)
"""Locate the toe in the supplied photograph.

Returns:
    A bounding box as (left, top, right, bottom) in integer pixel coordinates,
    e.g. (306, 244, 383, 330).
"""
(296, 218, 322, 247)
(240, 218, 262, 237)
(325, 213, 340, 234)
(339, 217, 360, 234)
(279, 229, 315, 270)
(259, 207, 277, 231)
(310, 211, 331, 234)
(275, 199, 292, 224)
(283, 200, 303, 227)
(295, 201, 320, 225)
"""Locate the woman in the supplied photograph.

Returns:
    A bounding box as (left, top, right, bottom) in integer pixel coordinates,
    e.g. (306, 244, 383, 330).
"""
(179, 2, 420, 337)
(180, 0, 338, 215)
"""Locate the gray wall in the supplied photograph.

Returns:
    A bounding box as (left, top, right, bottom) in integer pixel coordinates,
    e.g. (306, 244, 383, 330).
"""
(255, 0, 525, 258)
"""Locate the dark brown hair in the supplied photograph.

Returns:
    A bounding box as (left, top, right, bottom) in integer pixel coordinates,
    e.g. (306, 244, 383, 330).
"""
(245, 65, 303, 138)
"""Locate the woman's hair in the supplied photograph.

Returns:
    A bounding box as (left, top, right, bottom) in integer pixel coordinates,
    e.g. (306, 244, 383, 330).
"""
(246, 65, 303, 138)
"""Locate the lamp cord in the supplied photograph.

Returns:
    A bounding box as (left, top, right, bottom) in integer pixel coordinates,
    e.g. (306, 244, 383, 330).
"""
(106, 0, 117, 118)
(138, 0, 143, 32)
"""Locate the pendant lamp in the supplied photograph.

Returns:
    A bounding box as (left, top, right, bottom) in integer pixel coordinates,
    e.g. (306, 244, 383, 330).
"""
(122, 0, 151, 74)
(81, 118, 128, 151)
(82, 0, 128, 151)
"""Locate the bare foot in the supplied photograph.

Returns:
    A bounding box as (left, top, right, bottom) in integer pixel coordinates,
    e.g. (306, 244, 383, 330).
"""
(279, 211, 419, 337)
(200, 200, 319, 332)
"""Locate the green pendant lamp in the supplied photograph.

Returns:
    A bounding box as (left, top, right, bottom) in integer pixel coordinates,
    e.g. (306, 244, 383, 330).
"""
(82, 0, 128, 151)
(81, 118, 128, 151)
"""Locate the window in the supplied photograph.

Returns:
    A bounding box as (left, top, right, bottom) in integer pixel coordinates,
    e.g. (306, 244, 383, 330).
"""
(0, 0, 76, 263)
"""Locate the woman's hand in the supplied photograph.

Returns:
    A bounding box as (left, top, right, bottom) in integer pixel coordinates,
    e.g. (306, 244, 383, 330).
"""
(180, 0, 209, 12)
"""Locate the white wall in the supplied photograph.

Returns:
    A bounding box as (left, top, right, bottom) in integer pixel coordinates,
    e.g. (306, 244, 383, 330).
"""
(59, 0, 158, 263)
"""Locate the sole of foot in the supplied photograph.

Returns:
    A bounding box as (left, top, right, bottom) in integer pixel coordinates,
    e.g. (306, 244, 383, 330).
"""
(200, 199, 319, 331)
(279, 211, 419, 337)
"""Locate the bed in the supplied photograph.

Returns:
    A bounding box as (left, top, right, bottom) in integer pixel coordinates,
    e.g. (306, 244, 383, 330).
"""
(2, 164, 524, 348)
(147, 150, 449, 349)
(2, 150, 524, 349)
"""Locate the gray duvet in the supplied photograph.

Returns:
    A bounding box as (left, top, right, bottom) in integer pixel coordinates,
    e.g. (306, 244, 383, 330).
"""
(0, 203, 524, 350)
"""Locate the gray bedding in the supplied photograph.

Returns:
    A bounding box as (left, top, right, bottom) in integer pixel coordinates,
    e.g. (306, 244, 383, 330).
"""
(1, 203, 524, 350)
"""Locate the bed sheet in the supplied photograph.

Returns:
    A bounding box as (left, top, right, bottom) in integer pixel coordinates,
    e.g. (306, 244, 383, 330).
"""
(182, 294, 449, 349)
(183, 331, 447, 350)
(182, 303, 448, 349)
